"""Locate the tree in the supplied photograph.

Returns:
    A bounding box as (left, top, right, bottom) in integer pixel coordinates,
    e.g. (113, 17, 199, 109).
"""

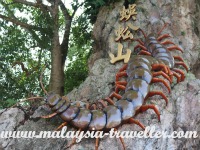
(0, 0, 118, 108)
(0, 0, 84, 96)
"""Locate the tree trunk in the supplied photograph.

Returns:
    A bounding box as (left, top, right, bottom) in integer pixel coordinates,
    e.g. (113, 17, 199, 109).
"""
(49, 39, 65, 95)
(49, 1, 65, 96)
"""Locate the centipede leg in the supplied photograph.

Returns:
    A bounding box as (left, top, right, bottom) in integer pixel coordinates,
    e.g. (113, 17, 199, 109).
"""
(152, 64, 168, 74)
(85, 103, 90, 109)
(139, 104, 161, 122)
(114, 128, 126, 150)
(115, 84, 126, 93)
(157, 34, 171, 41)
(152, 71, 172, 83)
(151, 78, 171, 93)
(167, 46, 183, 53)
(134, 44, 147, 51)
(146, 91, 168, 106)
(90, 103, 97, 110)
(109, 92, 122, 100)
(66, 128, 81, 148)
(116, 71, 127, 82)
(171, 71, 181, 83)
(138, 28, 147, 38)
(175, 62, 189, 72)
(173, 56, 184, 62)
(119, 64, 128, 72)
(136, 39, 144, 45)
(98, 99, 108, 108)
(138, 50, 151, 56)
(161, 40, 175, 45)
(55, 122, 67, 131)
(116, 81, 127, 86)
(104, 97, 115, 105)
(95, 135, 99, 150)
(129, 118, 145, 130)
(157, 23, 169, 35)
(172, 68, 185, 81)
(40, 112, 57, 118)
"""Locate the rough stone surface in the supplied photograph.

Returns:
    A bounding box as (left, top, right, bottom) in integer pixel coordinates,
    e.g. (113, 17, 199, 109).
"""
(0, 0, 200, 150)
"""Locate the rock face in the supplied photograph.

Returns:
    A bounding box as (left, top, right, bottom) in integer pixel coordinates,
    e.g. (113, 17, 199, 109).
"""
(0, 0, 200, 150)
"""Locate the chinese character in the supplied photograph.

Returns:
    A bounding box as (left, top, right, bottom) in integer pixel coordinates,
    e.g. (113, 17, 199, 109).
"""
(115, 26, 133, 41)
(127, 22, 139, 31)
(109, 43, 131, 64)
(119, 4, 137, 21)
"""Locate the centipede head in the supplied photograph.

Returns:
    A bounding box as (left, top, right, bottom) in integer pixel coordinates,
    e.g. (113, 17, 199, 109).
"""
(44, 92, 61, 107)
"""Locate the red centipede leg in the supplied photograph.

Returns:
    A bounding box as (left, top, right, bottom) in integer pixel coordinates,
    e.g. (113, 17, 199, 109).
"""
(55, 122, 67, 131)
(66, 128, 81, 148)
(116, 71, 127, 82)
(157, 34, 171, 41)
(171, 71, 181, 83)
(98, 99, 108, 108)
(146, 91, 168, 106)
(151, 78, 171, 93)
(114, 128, 126, 150)
(138, 28, 147, 38)
(151, 64, 168, 74)
(167, 46, 183, 53)
(152, 71, 172, 83)
(175, 62, 189, 72)
(40, 112, 57, 118)
(90, 103, 97, 110)
(118, 64, 128, 72)
(136, 39, 144, 45)
(109, 92, 122, 100)
(157, 23, 169, 35)
(139, 104, 161, 122)
(116, 81, 127, 86)
(85, 103, 90, 109)
(166, 66, 173, 81)
(161, 40, 175, 45)
(173, 56, 184, 62)
(138, 50, 151, 56)
(129, 118, 145, 130)
(104, 97, 115, 105)
(76, 102, 81, 107)
(134, 44, 147, 51)
(172, 68, 185, 81)
(115, 84, 126, 93)
(95, 135, 99, 150)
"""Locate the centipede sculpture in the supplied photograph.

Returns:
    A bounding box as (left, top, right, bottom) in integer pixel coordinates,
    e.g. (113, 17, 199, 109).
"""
(13, 3, 189, 150)
(37, 23, 189, 149)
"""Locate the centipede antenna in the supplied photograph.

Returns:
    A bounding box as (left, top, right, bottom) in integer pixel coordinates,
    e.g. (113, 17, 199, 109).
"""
(11, 97, 44, 108)
(40, 64, 48, 95)
(157, 23, 169, 35)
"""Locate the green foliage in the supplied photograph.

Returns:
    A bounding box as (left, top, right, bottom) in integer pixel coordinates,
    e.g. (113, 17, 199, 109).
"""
(0, 0, 118, 108)
(65, 55, 89, 92)
(83, 0, 120, 24)
(65, 14, 92, 92)
(181, 31, 186, 36)
(0, 98, 16, 109)
(0, 3, 50, 108)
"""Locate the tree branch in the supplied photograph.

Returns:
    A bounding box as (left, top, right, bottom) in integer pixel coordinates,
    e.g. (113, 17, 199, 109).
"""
(12, 0, 52, 14)
(0, 13, 31, 29)
(0, 13, 50, 49)
(0, 13, 46, 32)
(71, 2, 84, 18)
(13, 0, 37, 7)
(0, 1, 16, 19)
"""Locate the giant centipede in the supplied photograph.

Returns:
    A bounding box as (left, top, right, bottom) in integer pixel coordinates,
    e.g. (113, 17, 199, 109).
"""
(32, 23, 188, 150)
